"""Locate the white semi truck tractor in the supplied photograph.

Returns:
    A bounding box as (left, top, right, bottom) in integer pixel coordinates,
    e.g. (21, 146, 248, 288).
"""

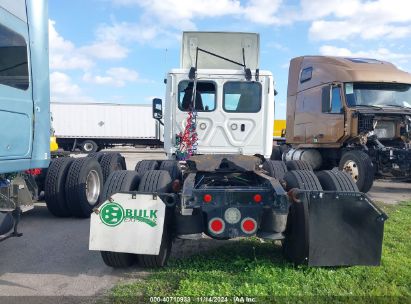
(90, 32, 387, 268)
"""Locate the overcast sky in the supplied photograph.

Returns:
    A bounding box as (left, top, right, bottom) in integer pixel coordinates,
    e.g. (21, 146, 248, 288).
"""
(49, 0, 411, 119)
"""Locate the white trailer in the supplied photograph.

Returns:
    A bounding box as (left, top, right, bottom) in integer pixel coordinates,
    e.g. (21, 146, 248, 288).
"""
(51, 102, 162, 152)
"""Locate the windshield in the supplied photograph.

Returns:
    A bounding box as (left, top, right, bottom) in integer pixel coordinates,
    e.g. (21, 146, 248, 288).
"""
(345, 82, 411, 108)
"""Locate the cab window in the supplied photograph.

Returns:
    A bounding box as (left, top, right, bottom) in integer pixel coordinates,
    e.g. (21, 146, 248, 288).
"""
(330, 87, 343, 113)
(178, 81, 216, 112)
(0, 23, 29, 90)
(223, 81, 261, 113)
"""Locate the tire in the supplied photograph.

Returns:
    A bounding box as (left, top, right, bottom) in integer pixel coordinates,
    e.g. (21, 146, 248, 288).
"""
(159, 160, 181, 180)
(282, 170, 322, 264)
(80, 140, 99, 153)
(135, 160, 159, 177)
(263, 160, 288, 179)
(101, 170, 140, 202)
(339, 150, 374, 193)
(286, 160, 313, 171)
(100, 153, 127, 183)
(65, 157, 103, 218)
(316, 169, 359, 192)
(101, 251, 135, 268)
(138, 170, 172, 268)
(45, 157, 74, 217)
(100, 170, 140, 268)
(283, 170, 323, 191)
(88, 152, 106, 162)
(270, 146, 282, 160)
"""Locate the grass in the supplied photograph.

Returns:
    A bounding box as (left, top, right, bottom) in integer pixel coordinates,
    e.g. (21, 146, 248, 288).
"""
(110, 202, 411, 302)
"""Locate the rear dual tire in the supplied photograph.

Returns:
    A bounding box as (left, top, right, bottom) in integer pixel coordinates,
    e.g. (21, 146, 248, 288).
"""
(100, 170, 141, 268)
(282, 170, 322, 264)
(159, 160, 182, 181)
(45, 157, 74, 217)
(65, 158, 104, 218)
(100, 170, 172, 268)
(100, 153, 127, 182)
(286, 160, 313, 171)
(135, 160, 159, 176)
(263, 160, 288, 179)
(282, 169, 360, 264)
(137, 170, 173, 268)
(316, 169, 359, 192)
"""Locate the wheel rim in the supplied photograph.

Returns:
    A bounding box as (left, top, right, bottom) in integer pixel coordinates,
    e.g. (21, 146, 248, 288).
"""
(343, 160, 359, 182)
(83, 143, 94, 152)
(86, 170, 101, 205)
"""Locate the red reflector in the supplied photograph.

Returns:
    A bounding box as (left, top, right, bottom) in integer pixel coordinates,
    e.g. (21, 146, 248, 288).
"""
(209, 218, 225, 234)
(241, 218, 257, 234)
(253, 194, 262, 203)
(211, 220, 223, 232)
(203, 194, 212, 203)
(25, 168, 42, 176)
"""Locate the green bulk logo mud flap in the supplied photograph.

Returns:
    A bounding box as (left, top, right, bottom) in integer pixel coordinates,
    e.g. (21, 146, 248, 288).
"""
(284, 191, 387, 266)
(89, 193, 166, 255)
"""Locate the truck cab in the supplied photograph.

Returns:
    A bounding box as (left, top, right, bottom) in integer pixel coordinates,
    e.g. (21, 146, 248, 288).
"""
(285, 56, 411, 192)
(156, 32, 274, 159)
(0, 0, 50, 240)
(162, 69, 274, 158)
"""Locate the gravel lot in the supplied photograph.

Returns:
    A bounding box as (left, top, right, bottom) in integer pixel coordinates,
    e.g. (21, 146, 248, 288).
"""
(0, 148, 410, 298)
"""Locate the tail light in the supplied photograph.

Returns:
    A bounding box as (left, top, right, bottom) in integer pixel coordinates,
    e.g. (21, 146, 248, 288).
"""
(253, 194, 262, 203)
(208, 218, 225, 235)
(203, 194, 212, 203)
(241, 218, 257, 234)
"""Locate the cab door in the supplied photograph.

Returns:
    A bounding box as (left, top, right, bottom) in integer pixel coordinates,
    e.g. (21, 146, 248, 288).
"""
(313, 85, 345, 144)
(0, 3, 33, 160)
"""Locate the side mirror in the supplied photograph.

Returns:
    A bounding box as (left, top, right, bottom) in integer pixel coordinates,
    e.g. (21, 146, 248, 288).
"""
(321, 85, 332, 113)
(152, 98, 163, 120)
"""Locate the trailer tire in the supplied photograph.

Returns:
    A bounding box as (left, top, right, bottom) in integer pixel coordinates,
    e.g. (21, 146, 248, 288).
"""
(282, 170, 322, 264)
(316, 169, 359, 192)
(159, 160, 182, 180)
(65, 157, 103, 218)
(286, 160, 313, 171)
(283, 170, 323, 191)
(263, 160, 288, 179)
(135, 160, 159, 177)
(270, 146, 282, 160)
(100, 153, 127, 183)
(100, 170, 140, 268)
(138, 170, 172, 268)
(45, 157, 74, 217)
(339, 150, 374, 193)
(80, 140, 99, 153)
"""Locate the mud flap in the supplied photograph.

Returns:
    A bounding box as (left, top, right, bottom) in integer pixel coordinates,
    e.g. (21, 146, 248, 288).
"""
(284, 191, 387, 266)
(89, 193, 166, 255)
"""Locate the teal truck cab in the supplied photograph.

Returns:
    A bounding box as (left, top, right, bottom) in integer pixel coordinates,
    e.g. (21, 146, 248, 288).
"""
(0, 0, 50, 241)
